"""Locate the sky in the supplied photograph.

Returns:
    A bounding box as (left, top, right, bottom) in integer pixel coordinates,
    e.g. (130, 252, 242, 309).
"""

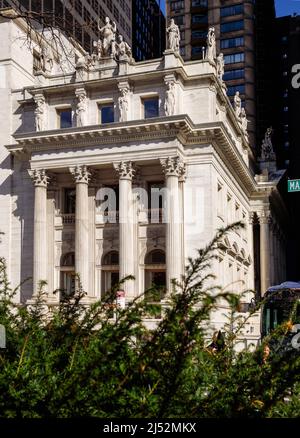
(275, 0, 300, 17)
(157, 1, 300, 17)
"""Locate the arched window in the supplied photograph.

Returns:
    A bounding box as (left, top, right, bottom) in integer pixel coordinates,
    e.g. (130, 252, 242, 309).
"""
(101, 251, 119, 294)
(144, 250, 166, 295)
(60, 252, 75, 298)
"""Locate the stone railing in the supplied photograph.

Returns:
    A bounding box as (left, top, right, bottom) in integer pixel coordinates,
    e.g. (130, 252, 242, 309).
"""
(62, 214, 75, 225)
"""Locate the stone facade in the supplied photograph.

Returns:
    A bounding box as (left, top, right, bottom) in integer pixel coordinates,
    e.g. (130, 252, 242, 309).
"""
(0, 13, 288, 345)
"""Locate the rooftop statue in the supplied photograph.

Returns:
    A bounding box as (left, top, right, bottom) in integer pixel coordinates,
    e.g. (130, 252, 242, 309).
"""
(97, 16, 117, 58)
(216, 53, 224, 81)
(233, 91, 242, 118)
(261, 127, 276, 161)
(206, 27, 216, 62)
(166, 19, 180, 53)
(116, 35, 132, 61)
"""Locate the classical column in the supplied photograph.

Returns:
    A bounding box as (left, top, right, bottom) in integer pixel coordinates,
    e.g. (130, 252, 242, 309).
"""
(160, 156, 185, 292)
(258, 211, 271, 295)
(269, 219, 275, 286)
(70, 165, 91, 293)
(113, 161, 135, 300)
(28, 169, 49, 295)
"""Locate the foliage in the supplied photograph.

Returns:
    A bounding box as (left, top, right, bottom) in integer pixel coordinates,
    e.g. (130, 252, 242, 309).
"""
(0, 224, 299, 418)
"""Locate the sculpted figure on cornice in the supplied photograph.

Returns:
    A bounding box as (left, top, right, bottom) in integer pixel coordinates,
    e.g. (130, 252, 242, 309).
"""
(216, 53, 224, 81)
(206, 27, 216, 62)
(34, 96, 45, 132)
(166, 19, 180, 53)
(115, 35, 132, 61)
(239, 107, 249, 137)
(118, 87, 130, 122)
(233, 91, 242, 118)
(261, 127, 276, 161)
(164, 81, 175, 116)
(76, 90, 87, 127)
(40, 44, 53, 74)
(97, 16, 117, 58)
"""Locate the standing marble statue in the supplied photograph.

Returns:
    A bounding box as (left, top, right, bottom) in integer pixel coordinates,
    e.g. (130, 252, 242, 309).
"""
(164, 82, 175, 116)
(76, 91, 87, 127)
(116, 35, 132, 60)
(216, 53, 224, 81)
(118, 88, 129, 122)
(97, 16, 117, 57)
(234, 91, 242, 118)
(240, 107, 248, 136)
(34, 96, 45, 132)
(261, 127, 276, 160)
(166, 19, 180, 53)
(206, 27, 216, 62)
(41, 45, 53, 74)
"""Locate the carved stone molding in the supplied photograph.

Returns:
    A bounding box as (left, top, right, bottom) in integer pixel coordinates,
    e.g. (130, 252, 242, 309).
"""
(69, 165, 91, 184)
(257, 210, 271, 225)
(28, 168, 49, 187)
(113, 161, 135, 180)
(160, 156, 185, 178)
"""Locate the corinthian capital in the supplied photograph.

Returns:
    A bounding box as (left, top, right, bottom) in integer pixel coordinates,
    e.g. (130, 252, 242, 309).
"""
(69, 165, 91, 184)
(160, 156, 185, 178)
(113, 161, 135, 180)
(28, 169, 49, 187)
(257, 210, 271, 225)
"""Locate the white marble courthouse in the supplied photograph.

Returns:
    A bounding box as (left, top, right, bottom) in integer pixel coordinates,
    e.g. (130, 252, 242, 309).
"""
(0, 11, 288, 342)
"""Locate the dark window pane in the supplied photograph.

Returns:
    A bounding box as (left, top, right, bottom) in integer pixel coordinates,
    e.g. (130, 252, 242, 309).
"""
(227, 84, 245, 96)
(144, 98, 159, 118)
(59, 110, 72, 128)
(64, 188, 76, 214)
(223, 68, 245, 81)
(221, 20, 244, 33)
(221, 4, 243, 17)
(101, 105, 114, 123)
(221, 36, 244, 49)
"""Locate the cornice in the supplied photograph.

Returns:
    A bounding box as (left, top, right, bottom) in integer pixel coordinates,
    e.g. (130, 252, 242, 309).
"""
(8, 115, 257, 195)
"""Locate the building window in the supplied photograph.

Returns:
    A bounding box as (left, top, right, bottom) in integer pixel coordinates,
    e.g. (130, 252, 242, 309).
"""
(170, 1, 184, 11)
(192, 14, 208, 24)
(220, 4, 243, 17)
(192, 0, 208, 6)
(224, 52, 244, 64)
(99, 104, 114, 124)
(227, 84, 245, 96)
(221, 20, 244, 33)
(57, 108, 72, 129)
(63, 188, 76, 214)
(143, 97, 159, 119)
(223, 68, 244, 81)
(221, 36, 244, 49)
(180, 46, 185, 56)
(174, 15, 185, 26)
(60, 252, 75, 299)
(191, 46, 203, 56)
(191, 30, 207, 39)
(144, 250, 166, 316)
(101, 251, 119, 295)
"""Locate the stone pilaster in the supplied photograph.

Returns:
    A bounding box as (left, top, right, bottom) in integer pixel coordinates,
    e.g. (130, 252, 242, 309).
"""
(70, 165, 91, 293)
(258, 211, 271, 295)
(28, 169, 49, 295)
(160, 156, 185, 292)
(113, 161, 136, 300)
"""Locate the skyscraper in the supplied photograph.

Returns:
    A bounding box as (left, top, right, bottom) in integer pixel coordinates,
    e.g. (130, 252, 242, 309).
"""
(132, 0, 165, 61)
(166, 0, 277, 151)
(0, 0, 132, 51)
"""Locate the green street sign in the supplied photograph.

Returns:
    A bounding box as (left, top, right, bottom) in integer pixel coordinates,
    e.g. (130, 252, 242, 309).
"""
(288, 179, 300, 193)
